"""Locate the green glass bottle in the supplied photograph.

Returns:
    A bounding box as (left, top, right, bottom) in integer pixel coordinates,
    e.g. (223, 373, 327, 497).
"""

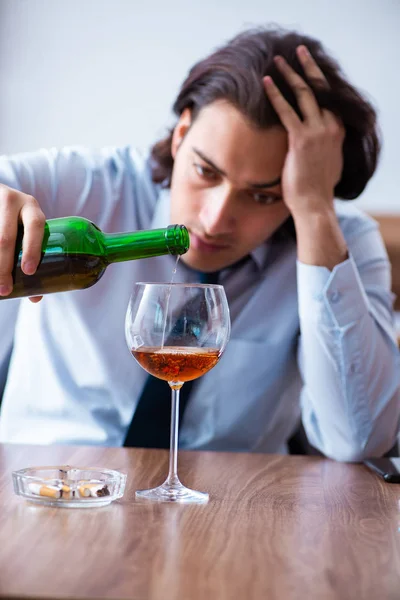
(4, 217, 190, 300)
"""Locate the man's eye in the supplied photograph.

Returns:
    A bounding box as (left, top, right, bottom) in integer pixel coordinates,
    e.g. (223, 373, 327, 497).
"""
(251, 192, 281, 205)
(193, 163, 217, 180)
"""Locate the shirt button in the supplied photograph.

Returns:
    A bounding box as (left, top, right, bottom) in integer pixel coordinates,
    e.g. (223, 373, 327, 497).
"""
(330, 291, 342, 304)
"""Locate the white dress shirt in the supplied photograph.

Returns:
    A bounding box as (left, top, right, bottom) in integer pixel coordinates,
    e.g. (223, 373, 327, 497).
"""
(0, 145, 398, 461)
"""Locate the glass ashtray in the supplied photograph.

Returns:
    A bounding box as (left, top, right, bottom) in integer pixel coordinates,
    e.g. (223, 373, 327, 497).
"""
(12, 465, 127, 508)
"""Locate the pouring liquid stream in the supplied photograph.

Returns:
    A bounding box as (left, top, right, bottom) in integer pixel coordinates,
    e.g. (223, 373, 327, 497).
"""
(160, 255, 180, 349)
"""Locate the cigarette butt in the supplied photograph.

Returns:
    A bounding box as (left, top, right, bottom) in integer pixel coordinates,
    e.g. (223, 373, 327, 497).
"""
(61, 484, 73, 499)
(28, 483, 61, 499)
(41, 481, 73, 499)
(78, 485, 92, 497)
(78, 483, 110, 498)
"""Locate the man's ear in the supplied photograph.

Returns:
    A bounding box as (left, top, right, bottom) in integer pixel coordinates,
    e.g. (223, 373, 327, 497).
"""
(171, 108, 192, 159)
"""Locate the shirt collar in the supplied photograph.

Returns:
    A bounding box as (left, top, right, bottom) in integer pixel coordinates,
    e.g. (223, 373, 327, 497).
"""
(250, 243, 270, 271)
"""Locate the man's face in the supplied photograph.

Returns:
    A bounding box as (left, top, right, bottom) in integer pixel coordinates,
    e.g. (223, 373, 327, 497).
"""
(169, 100, 290, 272)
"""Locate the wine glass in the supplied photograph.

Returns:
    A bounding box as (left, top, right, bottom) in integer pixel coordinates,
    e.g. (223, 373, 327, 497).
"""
(125, 282, 231, 503)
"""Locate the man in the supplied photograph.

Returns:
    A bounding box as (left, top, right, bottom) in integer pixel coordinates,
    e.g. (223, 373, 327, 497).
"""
(0, 27, 398, 460)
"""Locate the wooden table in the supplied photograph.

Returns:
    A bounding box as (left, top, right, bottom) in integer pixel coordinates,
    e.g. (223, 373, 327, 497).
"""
(0, 445, 399, 600)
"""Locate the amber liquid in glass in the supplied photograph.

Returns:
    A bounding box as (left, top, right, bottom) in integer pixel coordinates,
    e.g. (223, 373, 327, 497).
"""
(132, 346, 220, 384)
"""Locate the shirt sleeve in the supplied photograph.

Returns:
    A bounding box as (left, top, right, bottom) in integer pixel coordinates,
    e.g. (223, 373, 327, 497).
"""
(0, 145, 156, 394)
(0, 146, 124, 377)
(0, 145, 157, 224)
(297, 220, 400, 461)
(0, 147, 68, 217)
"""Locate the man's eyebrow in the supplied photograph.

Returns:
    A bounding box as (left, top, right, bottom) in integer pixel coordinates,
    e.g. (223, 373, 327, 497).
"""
(193, 147, 226, 176)
(192, 147, 281, 188)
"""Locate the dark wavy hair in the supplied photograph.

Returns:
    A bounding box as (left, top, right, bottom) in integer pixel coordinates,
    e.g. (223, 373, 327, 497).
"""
(150, 26, 380, 203)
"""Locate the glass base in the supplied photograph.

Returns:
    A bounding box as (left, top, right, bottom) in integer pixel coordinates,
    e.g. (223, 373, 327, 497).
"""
(135, 480, 209, 504)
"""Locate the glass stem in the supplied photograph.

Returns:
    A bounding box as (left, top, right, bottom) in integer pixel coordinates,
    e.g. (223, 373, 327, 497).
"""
(166, 386, 181, 486)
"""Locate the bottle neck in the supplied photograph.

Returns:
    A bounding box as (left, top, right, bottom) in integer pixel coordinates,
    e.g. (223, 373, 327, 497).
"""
(103, 225, 189, 264)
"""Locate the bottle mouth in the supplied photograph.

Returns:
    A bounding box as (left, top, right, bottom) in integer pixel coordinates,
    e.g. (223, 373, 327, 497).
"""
(165, 225, 190, 255)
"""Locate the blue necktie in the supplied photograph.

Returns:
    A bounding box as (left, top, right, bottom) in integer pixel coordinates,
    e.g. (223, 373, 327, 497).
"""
(123, 271, 219, 448)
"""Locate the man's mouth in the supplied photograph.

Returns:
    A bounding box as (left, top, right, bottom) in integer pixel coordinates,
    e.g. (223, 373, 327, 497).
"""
(189, 232, 231, 253)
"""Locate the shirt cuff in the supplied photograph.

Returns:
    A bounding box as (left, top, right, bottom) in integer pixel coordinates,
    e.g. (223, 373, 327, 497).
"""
(297, 254, 370, 328)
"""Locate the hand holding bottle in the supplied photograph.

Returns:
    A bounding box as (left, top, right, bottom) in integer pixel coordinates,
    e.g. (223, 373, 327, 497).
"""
(0, 189, 190, 301)
(0, 184, 46, 302)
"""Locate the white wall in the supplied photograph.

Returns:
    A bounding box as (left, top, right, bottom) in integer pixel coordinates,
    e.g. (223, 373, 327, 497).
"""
(0, 0, 398, 213)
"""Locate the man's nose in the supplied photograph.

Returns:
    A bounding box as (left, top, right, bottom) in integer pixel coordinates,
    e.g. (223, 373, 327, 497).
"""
(198, 185, 236, 236)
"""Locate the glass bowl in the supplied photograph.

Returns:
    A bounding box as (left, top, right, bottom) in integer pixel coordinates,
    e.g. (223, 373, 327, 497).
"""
(12, 465, 127, 508)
